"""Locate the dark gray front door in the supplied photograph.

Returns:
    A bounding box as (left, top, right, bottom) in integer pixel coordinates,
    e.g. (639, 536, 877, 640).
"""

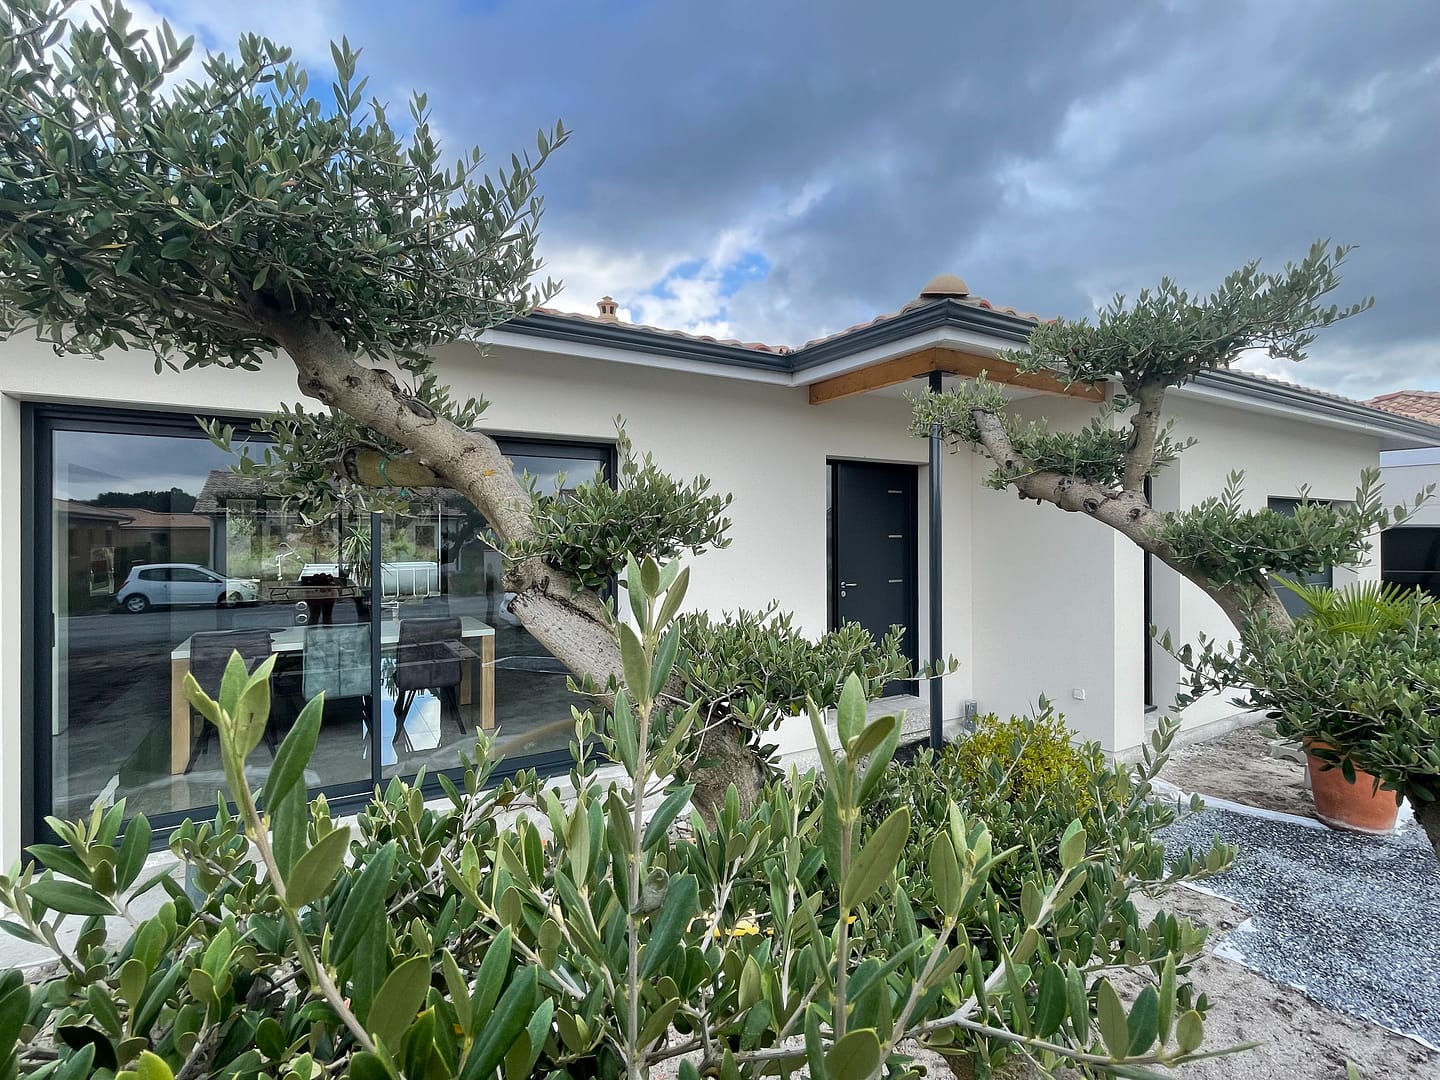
(830, 461, 918, 691)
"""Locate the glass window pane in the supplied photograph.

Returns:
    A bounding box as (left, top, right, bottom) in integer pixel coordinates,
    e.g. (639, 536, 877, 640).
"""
(1267, 497, 1335, 617)
(1382, 527, 1440, 598)
(377, 470, 602, 780)
(50, 428, 373, 825)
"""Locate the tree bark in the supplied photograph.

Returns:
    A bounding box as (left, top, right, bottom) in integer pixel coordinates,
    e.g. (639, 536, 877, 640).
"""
(1411, 797, 1440, 864)
(261, 308, 762, 814)
(263, 311, 625, 681)
(1121, 380, 1166, 493)
(689, 717, 767, 823)
(969, 407, 1292, 636)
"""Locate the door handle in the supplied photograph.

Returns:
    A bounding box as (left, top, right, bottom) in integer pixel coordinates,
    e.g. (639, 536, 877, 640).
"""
(840, 582, 859, 588)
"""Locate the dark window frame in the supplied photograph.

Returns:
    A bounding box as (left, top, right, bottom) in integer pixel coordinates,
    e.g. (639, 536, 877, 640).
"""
(1267, 496, 1336, 618)
(24, 403, 615, 849)
(1381, 525, 1440, 598)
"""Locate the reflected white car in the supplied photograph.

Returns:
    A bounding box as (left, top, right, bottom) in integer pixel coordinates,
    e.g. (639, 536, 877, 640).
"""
(116, 563, 260, 613)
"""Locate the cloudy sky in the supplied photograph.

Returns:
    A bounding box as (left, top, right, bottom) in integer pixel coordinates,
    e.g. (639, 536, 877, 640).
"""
(138, 0, 1438, 398)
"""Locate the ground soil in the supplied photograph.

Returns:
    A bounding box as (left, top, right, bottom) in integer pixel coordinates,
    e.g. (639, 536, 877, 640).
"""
(1159, 721, 1318, 819)
(1121, 886, 1438, 1079)
(946, 886, 1438, 1080)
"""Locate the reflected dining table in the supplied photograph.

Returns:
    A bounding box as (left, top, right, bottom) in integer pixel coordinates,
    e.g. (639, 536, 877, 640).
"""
(169, 616, 495, 774)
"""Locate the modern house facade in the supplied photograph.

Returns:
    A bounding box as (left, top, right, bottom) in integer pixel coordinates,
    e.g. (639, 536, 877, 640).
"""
(1370, 391, 1440, 597)
(4, 276, 1439, 864)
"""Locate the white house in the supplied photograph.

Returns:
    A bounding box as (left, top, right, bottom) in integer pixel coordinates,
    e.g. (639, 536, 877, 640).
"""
(1369, 392, 1440, 598)
(3, 274, 1438, 864)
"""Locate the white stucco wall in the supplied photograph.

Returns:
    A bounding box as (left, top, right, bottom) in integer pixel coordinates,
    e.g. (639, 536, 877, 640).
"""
(0, 393, 23, 862)
(966, 394, 1147, 750)
(0, 337, 982, 864)
(1, 331, 1405, 861)
(1148, 393, 1383, 733)
(1379, 448, 1440, 526)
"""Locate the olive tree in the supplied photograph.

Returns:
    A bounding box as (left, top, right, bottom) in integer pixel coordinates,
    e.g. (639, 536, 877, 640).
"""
(0, 556, 1245, 1080)
(910, 243, 1426, 635)
(0, 0, 783, 806)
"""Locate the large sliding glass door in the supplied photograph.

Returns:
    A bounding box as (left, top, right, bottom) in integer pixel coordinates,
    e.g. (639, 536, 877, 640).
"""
(31, 408, 609, 846)
(371, 443, 607, 778)
(43, 417, 374, 826)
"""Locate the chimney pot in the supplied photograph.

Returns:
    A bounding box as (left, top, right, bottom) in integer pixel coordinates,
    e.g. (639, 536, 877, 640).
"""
(596, 295, 620, 322)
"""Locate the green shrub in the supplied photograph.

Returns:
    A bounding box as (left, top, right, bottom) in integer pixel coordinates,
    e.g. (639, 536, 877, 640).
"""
(1173, 582, 1440, 858)
(867, 705, 1204, 914)
(859, 705, 1231, 1072)
(676, 603, 910, 731)
(511, 422, 733, 593)
(0, 560, 1244, 1080)
(951, 707, 1093, 803)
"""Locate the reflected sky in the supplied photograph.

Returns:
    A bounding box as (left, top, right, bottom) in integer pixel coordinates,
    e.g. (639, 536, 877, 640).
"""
(54, 429, 246, 502)
(53, 431, 604, 504)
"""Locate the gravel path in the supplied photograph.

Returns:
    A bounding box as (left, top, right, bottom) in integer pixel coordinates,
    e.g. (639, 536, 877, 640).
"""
(1160, 803, 1440, 1052)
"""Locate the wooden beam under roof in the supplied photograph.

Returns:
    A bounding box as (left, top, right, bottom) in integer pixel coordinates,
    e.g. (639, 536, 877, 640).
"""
(806, 347, 1105, 405)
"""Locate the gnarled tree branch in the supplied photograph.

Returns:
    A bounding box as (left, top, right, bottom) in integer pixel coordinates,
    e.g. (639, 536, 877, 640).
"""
(969, 407, 1290, 633)
(1122, 380, 1166, 492)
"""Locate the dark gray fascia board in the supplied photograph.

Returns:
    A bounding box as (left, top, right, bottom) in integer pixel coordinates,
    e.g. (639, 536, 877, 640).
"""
(1193, 369, 1440, 446)
(786, 298, 1037, 371)
(505, 299, 1039, 376)
(502, 311, 794, 374)
(503, 309, 1439, 446)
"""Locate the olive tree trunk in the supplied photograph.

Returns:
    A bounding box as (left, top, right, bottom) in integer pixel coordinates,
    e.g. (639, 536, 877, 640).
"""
(1411, 799, 1440, 864)
(264, 309, 760, 813)
(968, 407, 1294, 636)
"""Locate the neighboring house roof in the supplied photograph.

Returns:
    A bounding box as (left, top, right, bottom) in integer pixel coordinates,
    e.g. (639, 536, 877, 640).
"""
(113, 508, 211, 531)
(194, 469, 457, 514)
(194, 471, 274, 514)
(53, 501, 208, 529)
(56, 500, 134, 524)
(1369, 390, 1440, 424)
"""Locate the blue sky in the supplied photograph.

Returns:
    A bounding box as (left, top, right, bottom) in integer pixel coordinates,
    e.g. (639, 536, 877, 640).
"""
(138, 0, 1439, 396)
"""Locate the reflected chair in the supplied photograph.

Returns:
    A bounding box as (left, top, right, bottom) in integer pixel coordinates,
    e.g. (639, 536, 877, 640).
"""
(301, 624, 373, 728)
(185, 628, 276, 773)
(394, 616, 464, 734)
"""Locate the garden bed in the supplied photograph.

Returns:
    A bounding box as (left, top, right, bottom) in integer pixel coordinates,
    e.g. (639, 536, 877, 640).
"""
(1159, 720, 1317, 819)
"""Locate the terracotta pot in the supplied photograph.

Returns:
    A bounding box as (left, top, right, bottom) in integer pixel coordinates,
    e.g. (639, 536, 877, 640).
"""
(1305, 742, 1400, 834)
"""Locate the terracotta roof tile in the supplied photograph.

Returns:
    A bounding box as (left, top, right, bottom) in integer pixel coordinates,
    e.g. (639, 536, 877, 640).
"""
(795, 296, 1043, 351)
(1367, 390, 1440, 424)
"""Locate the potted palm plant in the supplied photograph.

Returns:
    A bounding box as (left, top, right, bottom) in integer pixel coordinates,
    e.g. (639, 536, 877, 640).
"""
(1176, 579, 1440, 849)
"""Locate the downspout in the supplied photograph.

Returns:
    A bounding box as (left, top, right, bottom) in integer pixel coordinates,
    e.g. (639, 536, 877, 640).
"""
(928, 370, 944, 749)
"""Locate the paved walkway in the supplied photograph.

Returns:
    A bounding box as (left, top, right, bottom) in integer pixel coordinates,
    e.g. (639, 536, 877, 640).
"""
(1161, 803, 1440, 1050)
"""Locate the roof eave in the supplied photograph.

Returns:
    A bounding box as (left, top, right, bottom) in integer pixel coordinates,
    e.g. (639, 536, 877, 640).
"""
(787, 298, 1037, 371)
(500, 299, 1038, 379)
(502, 311, 793, 374)
(1187, 370, 1440, 450)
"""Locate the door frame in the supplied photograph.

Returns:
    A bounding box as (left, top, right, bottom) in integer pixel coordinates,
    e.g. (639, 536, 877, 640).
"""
(826, 459, 921, 681)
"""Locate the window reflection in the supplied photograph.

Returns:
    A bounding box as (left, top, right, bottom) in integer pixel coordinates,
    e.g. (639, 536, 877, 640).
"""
(47, 422, 607, 833)
(375, 452, 605, 777)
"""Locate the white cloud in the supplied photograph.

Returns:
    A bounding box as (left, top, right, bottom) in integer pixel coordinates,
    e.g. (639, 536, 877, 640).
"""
(145, 0, 342, 63)
(541, 180, 831, 342)
(1296, 339, 1440, 400)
